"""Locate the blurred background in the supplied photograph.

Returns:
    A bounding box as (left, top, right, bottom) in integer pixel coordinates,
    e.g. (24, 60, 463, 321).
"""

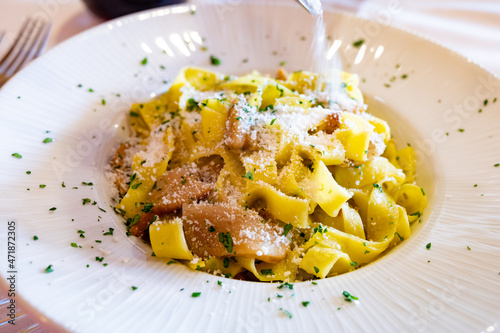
(0, 0, 499, 74)
(0, 0, 499, 331)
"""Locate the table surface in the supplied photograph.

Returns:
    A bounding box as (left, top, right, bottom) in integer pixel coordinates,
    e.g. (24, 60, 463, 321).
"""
(0, 0, 499, 332)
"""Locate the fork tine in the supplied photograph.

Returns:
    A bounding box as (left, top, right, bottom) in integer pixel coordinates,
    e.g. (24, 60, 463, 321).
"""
(0, 18, 32, 69)
(7, 21, 52, 76)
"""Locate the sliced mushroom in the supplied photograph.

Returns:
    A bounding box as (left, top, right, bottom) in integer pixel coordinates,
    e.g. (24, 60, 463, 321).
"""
(109, 142, 132, 197)
(183, 203, 290, 263)
(129, 212, 155, 238)
(149, 167, 212, 215)
(224, 98, 252, 151)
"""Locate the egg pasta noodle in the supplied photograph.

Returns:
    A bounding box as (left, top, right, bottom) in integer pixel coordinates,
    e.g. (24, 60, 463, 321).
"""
(108, 67, 426, 282)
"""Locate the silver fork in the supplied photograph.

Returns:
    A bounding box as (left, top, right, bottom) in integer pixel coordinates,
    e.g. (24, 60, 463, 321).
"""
(0, 18, 52, 87)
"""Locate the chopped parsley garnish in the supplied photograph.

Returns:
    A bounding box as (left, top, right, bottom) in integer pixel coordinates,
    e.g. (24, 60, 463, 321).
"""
(281, 309, 292, 319)
(130, 111, 140, 117)
(373, 183, 383, 192)
(186, 98, 200, 111)
(495, 163, 500, 167)
(350, 261, 357, 267)
(142, 203, 154, 213)
(82, 182, 93, 186)
(342, 291, 358, 302)
(270, 118, 277, 125)
(283, 223, 293, 237)
(33, 235, 38, 241)
(208, 226, 216, 232)
(26, 171, 31, 174)
(210, 55, 221, 66)
(131, 183, 142, 189)
(352, 39, 365, 47)
(42, 137, 53, 143)
(311, 281, 318, 285)
(458, 129, 465, 132)
(426, 242, 432, 250)
(223, 257, 230, 268)
(218, 232, 233, 253)
(261, 269, 274, 275)
(71, 242, 78, 248)
(278, 282, 294, 290)
(467, 246, 471, 250)
(39, 184, 46, 188)
(242, 171, 254, 181)
(313, 266, 319, 274)
(217, 280, 222, 286)
(49, 207, 57, 211)
(82, 198, 91, 205)
(95, 257, 104, 262)
(302, 301, 310, 307)
(131, 286, 138, 291)
(191, 292, 201, 298)
(313, 224, 328, 235)
(141, 57, 148, 65)
(101, 99, 106, 105)
(11, 153, 22, 159)
(484, 99, 488, 106)
(280, 61, 286, 66)
(44, 265, 54, 273)
(103, 228, 114, 236)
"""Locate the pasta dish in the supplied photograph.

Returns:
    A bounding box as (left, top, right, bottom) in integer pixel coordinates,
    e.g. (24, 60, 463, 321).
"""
(108, 67, 427, 282)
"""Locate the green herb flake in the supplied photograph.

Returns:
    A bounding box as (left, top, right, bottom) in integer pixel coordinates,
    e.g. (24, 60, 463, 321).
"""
(426, 242, 432, 250)
(217, 280, 222, 286)
(261, 269, 274, 276)
(82, 182, 94, 186)
(141, 57, 148, 65)
(103, 228, 114, 236)
(71, 242, 78, 248)
(44, 265, 54, 273)
(208, 226, 216, 233)
(11, 153, 22, 159)
(373, 183, 383, 193)
(218, 232, 233, 253)
(210, 55, 221, 66)
(270, 118, 277, 125)
(49, 207, 57, 211)
(350, 261, 357, 267)
(280, 61, 286, 66)
(39, 184, 46, 188)
(283, 223, 293, 237)
(313, 266, 319, 274)
(342, 290, 358, 302)
(484, 99, 488, 106)
(191, 292, 201, 298)
(302, 301, 310, 307)
(131, 183, 142, 189)
(95, 256, 104, 262)
(242, 171, 254, 181)
(282, 309, 292, 319)
(311, 281, 318, 285)
(353, 39, 365, 47)
(33, 235, 38, 241)
(82, 198, 91, 205)
(131, 286, 138, 291)
(494, 163, 500, 167)
(278, 282, 294, 290)
(458, 129, 465, 132)
(43, 137, 53, 143)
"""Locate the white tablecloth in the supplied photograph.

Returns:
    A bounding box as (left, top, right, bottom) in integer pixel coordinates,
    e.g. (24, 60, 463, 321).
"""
(0, 0, 498, 331)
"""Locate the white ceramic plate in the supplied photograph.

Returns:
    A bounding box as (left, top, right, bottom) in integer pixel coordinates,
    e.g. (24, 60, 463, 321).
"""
(1, 3, 499, 333)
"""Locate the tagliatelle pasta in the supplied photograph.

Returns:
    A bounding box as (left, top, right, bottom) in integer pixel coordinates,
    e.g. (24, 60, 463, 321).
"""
(107, 67, 427, 282)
